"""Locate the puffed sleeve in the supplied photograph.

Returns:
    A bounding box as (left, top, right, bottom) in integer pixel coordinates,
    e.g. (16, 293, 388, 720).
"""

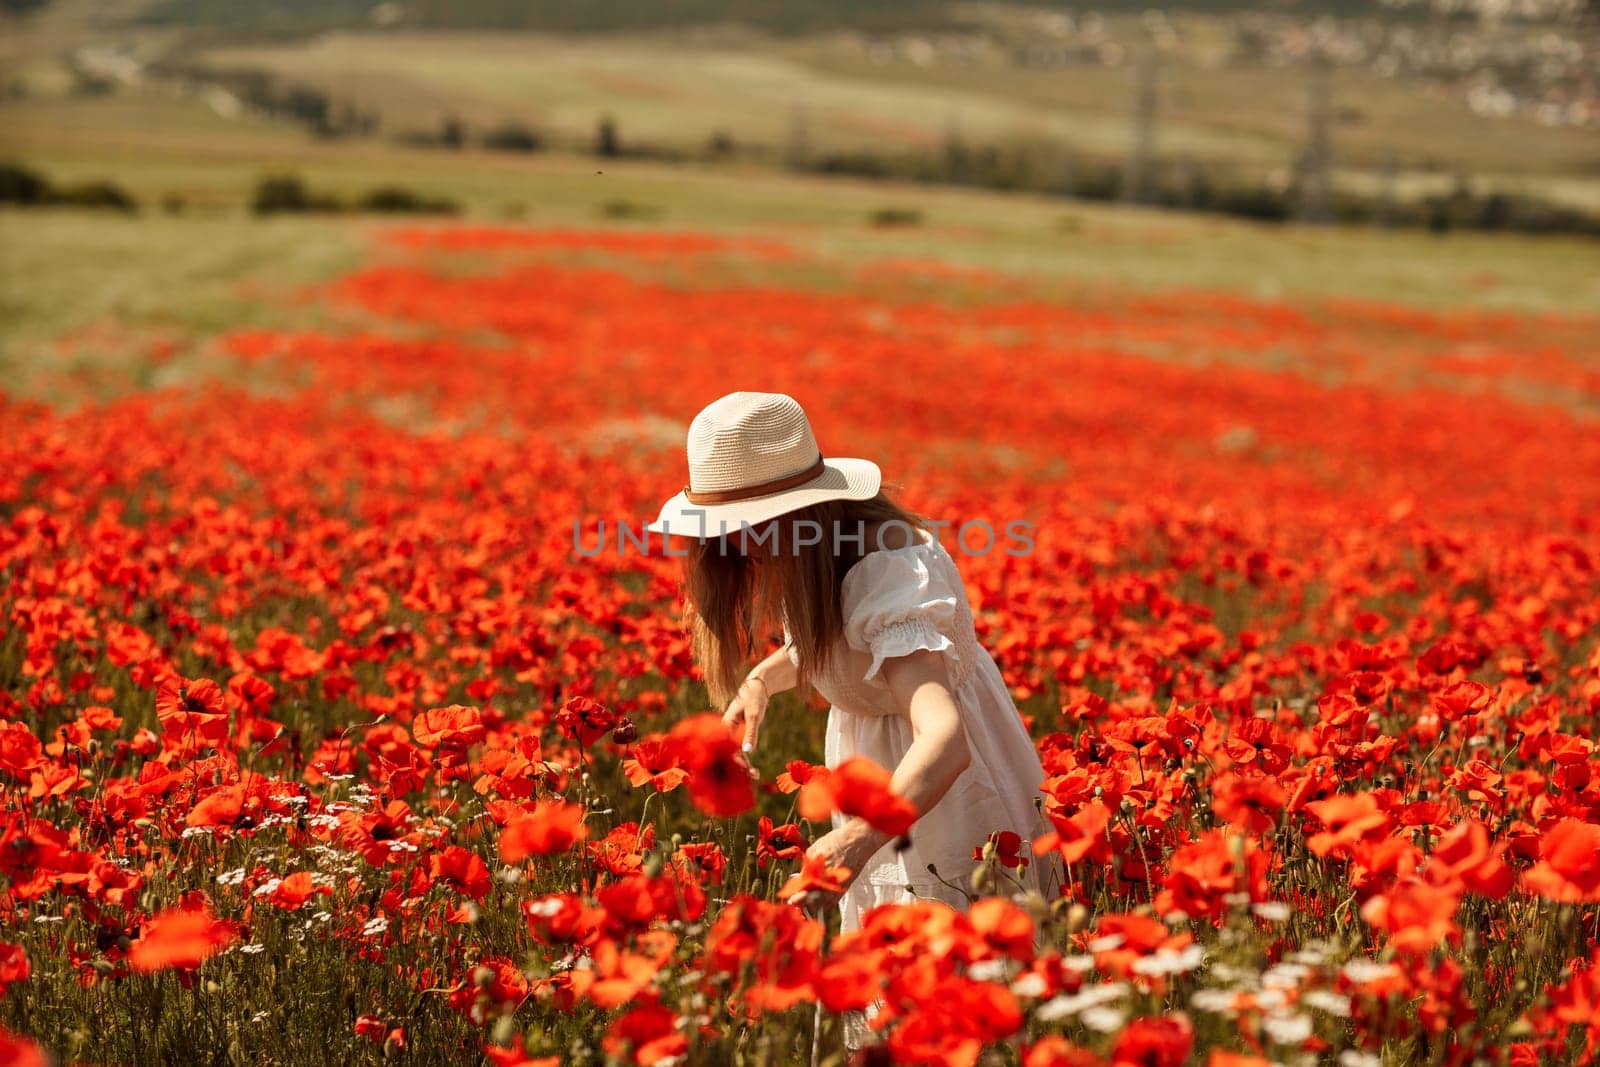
(842, 545, 963, 691)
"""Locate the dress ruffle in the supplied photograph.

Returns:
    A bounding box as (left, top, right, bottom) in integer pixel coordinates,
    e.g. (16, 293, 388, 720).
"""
(780, 532, 1063, 1053)
(841, 543, 966, 691)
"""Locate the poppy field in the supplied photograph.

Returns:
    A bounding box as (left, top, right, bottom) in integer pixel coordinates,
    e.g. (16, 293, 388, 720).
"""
(2, 221, 1600, 1067)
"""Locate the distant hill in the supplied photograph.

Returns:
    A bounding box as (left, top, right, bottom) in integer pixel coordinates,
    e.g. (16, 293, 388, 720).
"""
(129, 0, 1463, 38)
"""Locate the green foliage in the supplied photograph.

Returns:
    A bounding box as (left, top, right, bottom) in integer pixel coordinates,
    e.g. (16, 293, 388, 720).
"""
(0, 162, 50, 205)
(481, 122, 544, 154)
(0, 162, 138, 213)
(866, 207, 923, 228)
(50, 180, 139, 213)
(251, 174, 342, 215)
(355, 186, 461, 215)
(251, 174, 459, 217)
(598, 199, 661, 221)
(134, 0, 1414, 36)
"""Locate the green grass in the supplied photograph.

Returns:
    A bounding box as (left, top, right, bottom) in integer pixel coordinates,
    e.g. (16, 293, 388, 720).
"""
(5, 123, 1599, 297)
(179, 25, 1600, 201)
(0, 210, 366, 402)
(7, 0, 1596, 207)
(4, 79, 1599, 403)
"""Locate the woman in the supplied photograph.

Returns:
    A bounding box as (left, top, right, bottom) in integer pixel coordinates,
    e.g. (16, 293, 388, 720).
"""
(648, 391, 1059, 1047)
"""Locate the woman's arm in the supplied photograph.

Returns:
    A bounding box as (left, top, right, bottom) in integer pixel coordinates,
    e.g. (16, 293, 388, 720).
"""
(721, 643, 799, 754)
(751, 643, 798, 696)
(793, 648, 972, 900)
(881, 648, 972, 816)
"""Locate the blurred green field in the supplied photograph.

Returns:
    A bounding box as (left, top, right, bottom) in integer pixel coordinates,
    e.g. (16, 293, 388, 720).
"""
(6, 127, 1600, 407)
(5, 0, 1597, 208)
(186, 26, 1598, 192)
(4, 10, 1599, 405)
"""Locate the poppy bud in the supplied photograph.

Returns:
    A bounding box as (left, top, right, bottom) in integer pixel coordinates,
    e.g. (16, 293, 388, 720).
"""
(610, 718, 637, 745)
(1066, 903, 1089, 934)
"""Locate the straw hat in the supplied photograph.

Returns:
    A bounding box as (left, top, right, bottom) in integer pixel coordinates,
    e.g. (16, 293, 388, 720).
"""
(647, 392, 881, 538)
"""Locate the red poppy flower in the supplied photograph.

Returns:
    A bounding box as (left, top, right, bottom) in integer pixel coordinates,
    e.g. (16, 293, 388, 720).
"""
(661, 713, 752, 817)
(1158, 830, 1269, 921)
(154, 677, 230, 752)
(969, 898, 1034, 961)
(1360, 876, 1462, 955)
(267, 871, 324, 910)
(1026, 1037, 1108, 1067)
(500, 800, 589, 862)
(1522, 819, 1600, 903)
(1210, 772, 1286, 834)
(774, 759, 824, 795)
(797, 757, 917, 838)
(622, 738, 689, 794)
(1034, 801, 1113, 866)
(0, 1029, 49, 1067)
(0, 722, 42, 777)
(128, 904, 238, 972)
(975, 830, 1029, 870)
(1305, 793, 1392, 858)
(756, 817, 807, 867)
(701, 896, 821, 1014)
(429, 845, 491, 900)
(0, 943, 29, 996)
(484, 1036, 560, 1067)
(1432, 680, 1492, 722)
(1111, 1014, 1193, 1067)
(672, 842, 726, 886)
(412, 704, 486, 750)
(597, 873, 706, 930)
(1429, 818, 1512, 899)
(522, 893, 603, 947)
(555, 696, 617, 748)
(1208, 1053, 1272, 1067)
(1450, 759, 1504, 805)
(586, 822, 655, 877)
(601, 997, 686, 1066)
(778, 853, 851, 901)
(1220, 717, 1291, 775)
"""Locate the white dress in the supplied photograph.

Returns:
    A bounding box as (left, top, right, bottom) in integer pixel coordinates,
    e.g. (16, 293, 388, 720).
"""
(783, 529, 1061, 1045)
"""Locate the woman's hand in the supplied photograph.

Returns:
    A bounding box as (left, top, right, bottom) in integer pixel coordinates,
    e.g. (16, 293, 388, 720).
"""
(723, 645, 799, 769)
(788, 819, 890, 911)
(795, 650, 972, 911)
(721, 674, 770, 765)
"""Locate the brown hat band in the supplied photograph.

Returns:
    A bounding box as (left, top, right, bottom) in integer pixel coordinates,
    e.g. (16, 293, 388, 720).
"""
(683, 454, 827, 506)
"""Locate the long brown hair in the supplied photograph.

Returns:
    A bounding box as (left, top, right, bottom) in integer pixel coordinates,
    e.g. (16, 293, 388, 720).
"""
(684, 491, 933, 707)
